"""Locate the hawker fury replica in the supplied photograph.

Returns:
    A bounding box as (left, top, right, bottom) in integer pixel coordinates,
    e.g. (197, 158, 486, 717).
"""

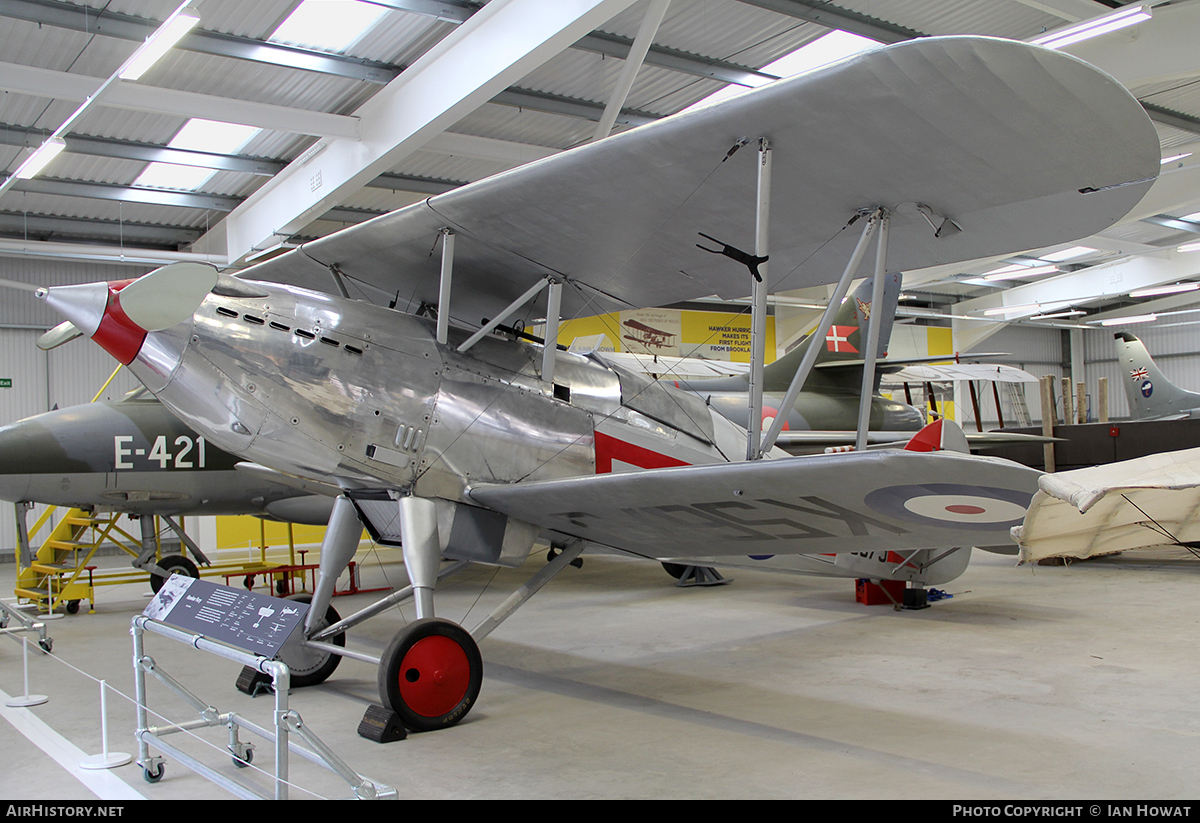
(31, 36, 1158, 732)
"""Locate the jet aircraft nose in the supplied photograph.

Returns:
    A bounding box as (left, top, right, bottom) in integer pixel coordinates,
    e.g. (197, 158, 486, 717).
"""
(37, 262, 219, 366)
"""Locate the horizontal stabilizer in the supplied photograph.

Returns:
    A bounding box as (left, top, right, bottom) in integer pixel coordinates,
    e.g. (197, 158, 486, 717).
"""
(469, 450, 1040, 559)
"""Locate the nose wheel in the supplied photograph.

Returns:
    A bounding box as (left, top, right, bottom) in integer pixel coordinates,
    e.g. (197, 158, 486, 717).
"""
(378, 618, 481, 732)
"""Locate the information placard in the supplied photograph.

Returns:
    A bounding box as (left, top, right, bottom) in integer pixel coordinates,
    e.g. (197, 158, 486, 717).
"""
(143, 576, 309, 658)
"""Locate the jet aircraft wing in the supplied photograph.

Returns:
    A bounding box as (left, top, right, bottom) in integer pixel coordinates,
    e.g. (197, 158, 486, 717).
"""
(1012, 447, 1200, 562)
(468, 449, 1041, 559)
(243, 36, 1157, 327)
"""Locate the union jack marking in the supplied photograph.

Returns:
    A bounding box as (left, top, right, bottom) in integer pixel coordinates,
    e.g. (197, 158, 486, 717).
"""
(1130, 367, 1148, 380)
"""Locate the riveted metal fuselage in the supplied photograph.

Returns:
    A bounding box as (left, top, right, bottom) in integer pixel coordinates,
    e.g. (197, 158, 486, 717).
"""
(122, 282, 751, 506)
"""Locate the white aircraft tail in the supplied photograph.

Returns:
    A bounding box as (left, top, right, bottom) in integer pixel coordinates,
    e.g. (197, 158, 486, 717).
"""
(1114, 332, 1200, 420)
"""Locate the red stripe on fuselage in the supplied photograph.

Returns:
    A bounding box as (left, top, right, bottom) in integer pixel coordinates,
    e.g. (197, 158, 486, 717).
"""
(594, 431, 691, 474)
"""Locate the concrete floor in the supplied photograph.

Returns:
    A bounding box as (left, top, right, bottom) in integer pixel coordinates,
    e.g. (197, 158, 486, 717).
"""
(2, 544, 1198, 800)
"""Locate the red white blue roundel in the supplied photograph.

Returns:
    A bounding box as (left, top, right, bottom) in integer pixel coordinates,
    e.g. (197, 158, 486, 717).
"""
(863, 484, 1031, 530)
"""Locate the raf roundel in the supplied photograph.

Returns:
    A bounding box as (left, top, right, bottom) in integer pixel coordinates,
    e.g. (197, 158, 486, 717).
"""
(863, 484, 1032, 531)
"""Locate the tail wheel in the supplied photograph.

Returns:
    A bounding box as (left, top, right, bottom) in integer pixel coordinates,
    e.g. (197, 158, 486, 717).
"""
(378, 618, 482, 732)
(277, 593, 344, 688)
(150, 555, 200, 593)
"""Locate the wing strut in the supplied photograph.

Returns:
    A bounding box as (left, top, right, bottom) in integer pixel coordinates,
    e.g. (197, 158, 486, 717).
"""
(748, 138, 771, 460)
(436, 228, 454, 345)
(855, 210, 890, 451)
(542, 278, 563, 387)
(759, 208, 882, 455)
(457, 275, 553, 353)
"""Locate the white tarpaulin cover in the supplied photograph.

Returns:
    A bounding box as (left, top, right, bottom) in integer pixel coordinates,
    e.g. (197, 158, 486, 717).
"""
(1012, 447, 1200, 562)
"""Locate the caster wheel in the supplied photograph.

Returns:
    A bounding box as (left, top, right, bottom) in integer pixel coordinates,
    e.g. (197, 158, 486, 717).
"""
(378, 618, 482, 732)
(275, 594, 344, 688)
(143, 763, 164, 783)
(232, 749, 253, 768)
(150, 556, 199, 594)
(66, 600, 80, 615)
(38, 638, 52, 654)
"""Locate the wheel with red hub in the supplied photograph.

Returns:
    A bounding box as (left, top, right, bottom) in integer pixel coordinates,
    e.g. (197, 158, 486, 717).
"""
(378, 618, 482, 732)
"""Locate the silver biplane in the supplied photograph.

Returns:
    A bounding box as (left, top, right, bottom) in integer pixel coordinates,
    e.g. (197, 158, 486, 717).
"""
(33, 36, 1157, 732)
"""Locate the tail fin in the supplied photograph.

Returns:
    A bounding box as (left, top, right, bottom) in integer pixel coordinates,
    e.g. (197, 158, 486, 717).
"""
(763, 272, 901, 392)
(1114, 331, 1200, 420)
(904, 418, 970, 453)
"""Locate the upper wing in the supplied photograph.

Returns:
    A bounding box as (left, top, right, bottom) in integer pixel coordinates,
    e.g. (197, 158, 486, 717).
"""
(880, 363, 1039, 384)
(244, 36, 1157, 326)
(468, 449, 1041, 559)
(1013, 447, 1200, 562)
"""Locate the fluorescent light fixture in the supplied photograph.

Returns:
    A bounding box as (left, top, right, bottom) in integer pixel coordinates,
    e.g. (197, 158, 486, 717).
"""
(1098, 314, 1157, 326)
(1178, 242, 1200, 253)
(1162, 152, 1193, 164)
(983, 264, 1059, 282)
(119, 9, 200, 80)
(1029, 310, 1085, 321)
(982, 300, 1072, 317)
(1040, 246, 1096, 262)
(1129, 283, 1200, 298)
(135, 119, 260, 190)
(13, 136, 66, 179)
(270, 0, 389, 53)
(1030, 4, 1151, 49)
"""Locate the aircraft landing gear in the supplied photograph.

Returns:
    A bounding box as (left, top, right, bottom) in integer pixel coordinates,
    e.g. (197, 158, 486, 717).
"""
(378, 618, 482, 732)
(149, 555, 200, 593)
(278, 593, 345, 687)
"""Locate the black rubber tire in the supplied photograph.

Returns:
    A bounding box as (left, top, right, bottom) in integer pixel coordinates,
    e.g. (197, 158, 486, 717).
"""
(143, 763, 164, 783)
(150, 555, 200, 593)
(378, 618, 482, 733)
(276, 594, 344, 688)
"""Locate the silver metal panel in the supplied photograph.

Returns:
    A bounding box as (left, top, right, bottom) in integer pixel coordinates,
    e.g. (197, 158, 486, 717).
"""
(610, 360, 714, 445)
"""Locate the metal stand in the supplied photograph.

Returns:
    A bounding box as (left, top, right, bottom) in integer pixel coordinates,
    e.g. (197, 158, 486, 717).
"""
(4, 636, 48, 707)
(672, 565, 729, 588)
(132, 616, 395, 800)
(0, 598, 51, 652)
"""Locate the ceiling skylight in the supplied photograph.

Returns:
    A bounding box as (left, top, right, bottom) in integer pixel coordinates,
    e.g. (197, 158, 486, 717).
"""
(135, 119, 260, 191)
(269, 0, 389, 53)
(684, 30, 879, 112)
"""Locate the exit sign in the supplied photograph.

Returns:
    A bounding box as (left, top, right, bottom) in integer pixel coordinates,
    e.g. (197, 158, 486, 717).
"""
(0, 379, 10, 388)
